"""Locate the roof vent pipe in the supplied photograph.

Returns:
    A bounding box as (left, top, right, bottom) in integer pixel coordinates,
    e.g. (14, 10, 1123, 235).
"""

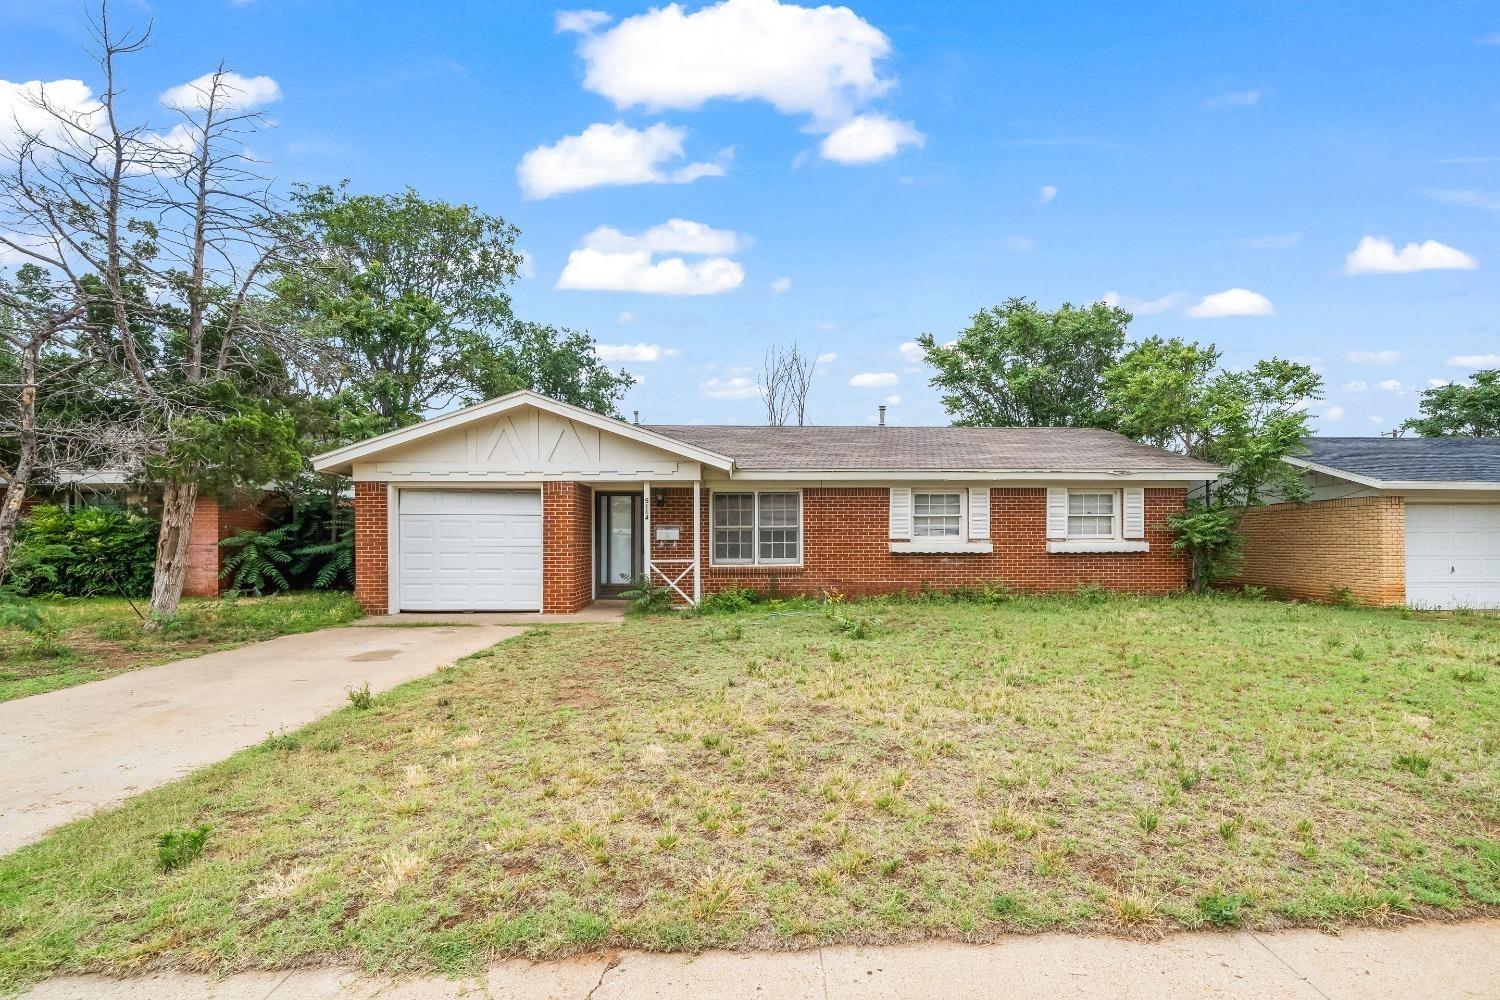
(633, 410, 640, 425)
(878, 405, 887, 427)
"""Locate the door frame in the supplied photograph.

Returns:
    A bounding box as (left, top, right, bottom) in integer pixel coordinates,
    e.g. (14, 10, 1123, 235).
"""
(594, 491, 643, 597)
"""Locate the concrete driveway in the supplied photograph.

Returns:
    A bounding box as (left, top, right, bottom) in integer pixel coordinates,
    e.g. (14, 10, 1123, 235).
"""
(0, 622, 521, 854)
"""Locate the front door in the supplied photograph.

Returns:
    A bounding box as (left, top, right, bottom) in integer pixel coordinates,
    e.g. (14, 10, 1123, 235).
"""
(596, 492, 642, 597)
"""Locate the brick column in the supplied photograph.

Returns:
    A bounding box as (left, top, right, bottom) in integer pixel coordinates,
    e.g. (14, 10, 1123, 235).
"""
(354, 482, 389, 615)
(542, 481, 593, 614)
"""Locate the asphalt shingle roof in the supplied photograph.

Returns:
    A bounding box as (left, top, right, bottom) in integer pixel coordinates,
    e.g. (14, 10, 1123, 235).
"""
(1301, 436, 1500, 484)
(643, 425, 1221, 474)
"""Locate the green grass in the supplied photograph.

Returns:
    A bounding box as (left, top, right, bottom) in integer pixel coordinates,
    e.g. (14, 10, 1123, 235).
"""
(0, 594, 1496, 989)
(0, 592, 363, 702)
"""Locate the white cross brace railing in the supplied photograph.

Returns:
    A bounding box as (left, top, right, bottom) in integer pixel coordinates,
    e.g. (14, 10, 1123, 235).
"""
(642, 479, 701, 606)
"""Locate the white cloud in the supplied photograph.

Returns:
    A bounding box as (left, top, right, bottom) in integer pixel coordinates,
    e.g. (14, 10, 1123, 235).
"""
(1343, 381, 1368, 392)
(558, 248, 744, 295)
(1377, 378, 1404, 392)
(1187, 288, 1275, 318)
(849, 371, 898, 387)
(815, 352, 837, 365)
(1448, 353, 1500, 367)
(1322, 405, 1345, 421)
(0, 78, 100, 152)
(883, 393, 902, 405)
(1101, 290, 1186, 316)
(1346, 350, 1402, 364)
(572, 0, 895, 123)
(818, 113, 923, 164)
(1423, 189, 1500, 216)
(814, 320, 840, 333)
(1039, 185, 1058, 204)
(159, 72, 281, 112)
(559, 219, 745, 295)
(1344, 236, 1477, 275)
(1240, 232, 1300, 250)
(770, 276, 792, 293)
(556, 9, 611, 34)
(1205, 89, 1260, 108)
(1480, 32, 1500, 45)
(898, 341, 925, 364)
(617, 310, 638, 324)
(700, 376, 760, 400)
(594, 342, 680, 362)
(517, 122, 724, 199)
(582, 218, 741, 255)
(1428, 378, 1450, 388)
(1368, 415, 1385, 425)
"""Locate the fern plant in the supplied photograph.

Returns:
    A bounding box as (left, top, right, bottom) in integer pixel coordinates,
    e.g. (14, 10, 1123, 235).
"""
(620, 575, 674, 614)
(218, 524, 296, 595)
(293, 526, 354, 589)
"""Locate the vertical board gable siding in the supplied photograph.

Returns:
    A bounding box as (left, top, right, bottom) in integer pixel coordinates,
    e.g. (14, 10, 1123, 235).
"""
(1123, 487, 1145, 538)
(889, 487, 912, 539)
(968, 487, 991, 539)
(1046, 487, 1069, 539)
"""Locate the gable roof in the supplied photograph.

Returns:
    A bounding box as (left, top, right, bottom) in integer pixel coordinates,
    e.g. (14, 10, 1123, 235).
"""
(645, 424, 1222, 475)
(1287, 436, 1500, 489)
(311, 390, 735, 475)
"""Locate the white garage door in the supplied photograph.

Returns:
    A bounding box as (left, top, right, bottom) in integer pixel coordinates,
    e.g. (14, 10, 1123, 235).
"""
(398, 490, 542, 611)
(1405, 503, 1500, 610)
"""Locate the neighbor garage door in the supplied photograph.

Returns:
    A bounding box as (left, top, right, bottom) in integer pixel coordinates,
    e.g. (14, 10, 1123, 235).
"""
(1404, 503, 1500, 610)
(397, 490, 542, 611)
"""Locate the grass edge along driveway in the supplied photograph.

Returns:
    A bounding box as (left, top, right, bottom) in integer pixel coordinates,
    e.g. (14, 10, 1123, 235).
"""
(0, 593, 1495, 991)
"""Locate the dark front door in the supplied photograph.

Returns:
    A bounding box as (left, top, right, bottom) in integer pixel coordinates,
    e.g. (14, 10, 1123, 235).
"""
(596, 492, 642, 596)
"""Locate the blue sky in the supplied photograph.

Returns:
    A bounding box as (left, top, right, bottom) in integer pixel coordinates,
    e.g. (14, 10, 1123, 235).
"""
(4, 0, 1498, 431)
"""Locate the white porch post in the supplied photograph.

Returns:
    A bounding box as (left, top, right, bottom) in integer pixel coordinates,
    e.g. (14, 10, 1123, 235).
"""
(693, 479, 702, 605)
(642, 479, 652, 586)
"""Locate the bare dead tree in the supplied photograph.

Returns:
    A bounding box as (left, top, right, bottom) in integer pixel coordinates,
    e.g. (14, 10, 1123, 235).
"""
(1, 2, 302, 620)
(761, 342, 818, 426)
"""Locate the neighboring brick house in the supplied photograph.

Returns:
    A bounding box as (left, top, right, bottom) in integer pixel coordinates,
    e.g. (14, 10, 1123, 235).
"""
(315, 391, 1221, 615)
(1229, 437, 1500, 609)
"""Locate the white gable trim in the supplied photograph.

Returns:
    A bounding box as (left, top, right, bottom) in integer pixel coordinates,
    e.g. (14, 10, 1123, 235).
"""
(1282, 455, 1500, 493)
(313, 391, 735, 475)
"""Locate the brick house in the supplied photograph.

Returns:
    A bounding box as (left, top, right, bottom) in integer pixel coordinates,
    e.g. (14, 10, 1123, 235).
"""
(1229, 436, 1500, 609)
(314, 391, 1221, 615)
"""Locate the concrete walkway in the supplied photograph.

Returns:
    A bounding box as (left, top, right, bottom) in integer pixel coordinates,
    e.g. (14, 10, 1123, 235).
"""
(22, 920, 1500, 999)
(0, 623, 522, 854)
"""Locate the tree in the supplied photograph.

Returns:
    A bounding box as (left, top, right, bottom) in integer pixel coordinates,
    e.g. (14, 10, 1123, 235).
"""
(761, 342, 817, 426)
(917, 297, 1128, 427)
(1402, 370, 1500, 437)
(1103, 338, 1322, 590)
(487, 321, 633, 416)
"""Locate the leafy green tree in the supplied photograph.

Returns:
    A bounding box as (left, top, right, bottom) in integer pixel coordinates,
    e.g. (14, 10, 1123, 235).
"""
(917, 297, 1129, 427)
(1402, 370, 1500, 437)
(1104, 338, 1322, 590)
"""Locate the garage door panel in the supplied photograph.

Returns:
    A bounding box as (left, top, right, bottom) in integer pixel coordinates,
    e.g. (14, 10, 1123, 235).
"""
(1405, 503, 1500, 610)
(397, 490, 543, 611)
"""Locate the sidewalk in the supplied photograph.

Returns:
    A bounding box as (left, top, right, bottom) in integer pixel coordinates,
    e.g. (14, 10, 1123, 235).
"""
(23, 919, 1500, 999)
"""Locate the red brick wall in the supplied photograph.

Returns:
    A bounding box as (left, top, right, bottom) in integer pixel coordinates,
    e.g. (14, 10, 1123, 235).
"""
(543, 481, 594, 614)
(183, 494, 280, 597)
(1226, 496, 1406, 606)
(646, 486, 1188, 599)
(353, 481, 389, 615)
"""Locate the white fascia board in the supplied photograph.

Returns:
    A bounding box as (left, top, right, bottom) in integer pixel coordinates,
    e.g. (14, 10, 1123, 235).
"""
(313, 390, 735, 474)
(722, 469, 1222, 483)
(1281, 456, 1500, 493)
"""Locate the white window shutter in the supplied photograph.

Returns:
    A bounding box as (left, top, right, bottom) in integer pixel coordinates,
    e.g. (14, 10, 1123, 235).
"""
(1046, 487, 1069, 540)
(1123, 487, 1145, 539)
(968, 487, 990, 539)
(889, 487, 912, 539)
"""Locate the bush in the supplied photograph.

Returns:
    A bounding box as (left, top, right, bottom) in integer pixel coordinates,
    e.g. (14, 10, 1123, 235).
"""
(621, 576, 674, 614)
(219, 523, 297, 595)
(8, 504, 157, 597)
(692, 588, 761, 615)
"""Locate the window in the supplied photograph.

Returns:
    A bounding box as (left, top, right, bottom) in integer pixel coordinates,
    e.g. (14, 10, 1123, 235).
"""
(712, 491, 801, 564)
(913, 492, 963, 537)
(1067, 491, 1118, 538)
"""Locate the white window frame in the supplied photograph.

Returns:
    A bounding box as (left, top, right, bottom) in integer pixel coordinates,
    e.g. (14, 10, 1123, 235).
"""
(710, 490, 803, 566)
(1066, 489, 1122, 540)
(912, 490, 965, 539)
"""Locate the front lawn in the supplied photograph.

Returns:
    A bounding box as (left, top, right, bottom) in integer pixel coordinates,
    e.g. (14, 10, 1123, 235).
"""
(1, 594, 1495, 988)
(0, 592, 364, 702)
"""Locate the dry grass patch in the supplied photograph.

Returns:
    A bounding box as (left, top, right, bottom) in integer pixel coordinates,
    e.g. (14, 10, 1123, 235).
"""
(0, 595, 1496, 989)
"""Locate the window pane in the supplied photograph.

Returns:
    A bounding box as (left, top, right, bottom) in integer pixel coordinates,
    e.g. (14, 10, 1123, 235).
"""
(714, 528, 753, 561)
(1067, 492, 1117, 537)
(713, 493, 754, 528)
(756, 493, 800, 561)
(913, 492, 962, 537)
